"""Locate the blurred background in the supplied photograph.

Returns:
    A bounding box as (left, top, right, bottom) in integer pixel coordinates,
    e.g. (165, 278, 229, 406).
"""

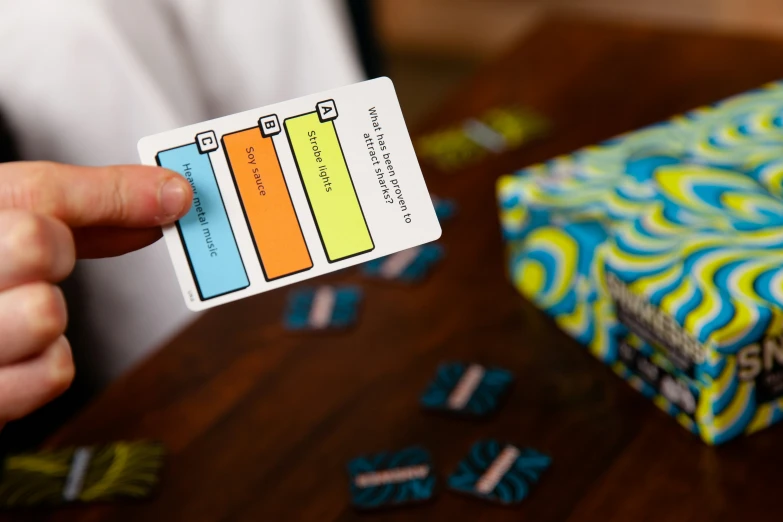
(1, 0, 783, 450)
(380, 0, 783, 126)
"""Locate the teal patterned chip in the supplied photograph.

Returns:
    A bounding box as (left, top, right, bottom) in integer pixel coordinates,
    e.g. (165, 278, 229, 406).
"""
(284, 286, 362, 331)
(362, 244, 443, 283)
(420, 362, 514, 417)
(432, 196, 457, 223)
(347, 446, 435, 510)
(448, 440, 550, 505)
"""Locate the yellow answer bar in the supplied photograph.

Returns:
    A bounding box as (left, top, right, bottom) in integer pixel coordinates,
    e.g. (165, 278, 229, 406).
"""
(285, 112, 374, 262)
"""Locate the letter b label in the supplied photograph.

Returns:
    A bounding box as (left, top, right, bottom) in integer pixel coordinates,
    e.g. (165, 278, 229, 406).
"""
(259, 114, 281, 137)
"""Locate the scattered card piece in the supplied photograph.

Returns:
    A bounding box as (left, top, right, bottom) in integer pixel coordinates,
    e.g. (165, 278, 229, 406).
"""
(362, 244, 443, 283)
(284, 285, 361, 331)
(347, 446, 435, 510)
(0, 441, 165, 509)
(417, 106, 550, 171)
(448, 440, 550, 505)
(420, 362, 513, 417)
(431, 196, 457, 223)
(139, 77, 441, 311)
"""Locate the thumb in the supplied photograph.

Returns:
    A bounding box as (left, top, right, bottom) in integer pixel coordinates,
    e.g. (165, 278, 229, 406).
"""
(0, 161, 193, 228)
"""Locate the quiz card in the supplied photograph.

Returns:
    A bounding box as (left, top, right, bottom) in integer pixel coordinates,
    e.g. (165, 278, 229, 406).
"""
(138, 78, 441, 310)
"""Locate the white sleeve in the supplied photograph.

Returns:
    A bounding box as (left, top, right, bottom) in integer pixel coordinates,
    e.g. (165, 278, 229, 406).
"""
(163, 0, 365, 116)
(0, 0, 206, 165)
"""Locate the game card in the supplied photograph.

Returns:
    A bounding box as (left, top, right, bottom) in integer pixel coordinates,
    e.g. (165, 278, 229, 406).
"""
(138, 78, 441, 310)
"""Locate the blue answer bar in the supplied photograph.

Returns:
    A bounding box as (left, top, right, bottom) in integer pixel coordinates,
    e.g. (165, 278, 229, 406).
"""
(157, 143, 249, 300)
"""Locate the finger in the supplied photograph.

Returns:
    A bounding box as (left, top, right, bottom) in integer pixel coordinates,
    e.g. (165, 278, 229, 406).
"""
(0, 161, 193, 228)
(73, 227, 162, 258)
(0, 283, 67, 365)
(0, 210, 75, 291)
(0, 336, 74, 422)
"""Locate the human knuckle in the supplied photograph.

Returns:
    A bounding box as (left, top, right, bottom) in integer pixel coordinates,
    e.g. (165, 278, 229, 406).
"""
(46, 360, 74, 394)
(21, 163, 65, 216)
(44, 341, 75, 393)
(107, 167, 127, 222)
(24, 283, 67, 341)
(8, 213, 54, 274)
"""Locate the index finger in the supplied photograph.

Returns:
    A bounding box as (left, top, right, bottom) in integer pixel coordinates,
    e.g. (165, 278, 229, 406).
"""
(0, 161, 193, 228)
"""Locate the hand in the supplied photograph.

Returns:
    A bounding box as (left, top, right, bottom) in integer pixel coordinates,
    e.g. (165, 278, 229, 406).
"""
(0, 161, 192, 423)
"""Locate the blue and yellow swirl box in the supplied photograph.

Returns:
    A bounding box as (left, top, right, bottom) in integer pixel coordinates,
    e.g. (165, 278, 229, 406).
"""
(497, 82, 783, 444)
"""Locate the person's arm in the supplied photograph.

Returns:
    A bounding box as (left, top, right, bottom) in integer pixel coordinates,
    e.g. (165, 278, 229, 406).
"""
(0, 161, 191, 423)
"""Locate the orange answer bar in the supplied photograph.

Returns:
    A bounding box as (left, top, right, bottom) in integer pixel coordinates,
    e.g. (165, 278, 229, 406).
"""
(223, 128, 312, 281)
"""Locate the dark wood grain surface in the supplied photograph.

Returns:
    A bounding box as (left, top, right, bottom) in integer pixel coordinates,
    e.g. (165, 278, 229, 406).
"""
(11, 16, 783, 522)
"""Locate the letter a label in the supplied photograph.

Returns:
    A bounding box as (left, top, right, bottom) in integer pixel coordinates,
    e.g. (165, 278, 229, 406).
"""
(316, 99, 338, 122)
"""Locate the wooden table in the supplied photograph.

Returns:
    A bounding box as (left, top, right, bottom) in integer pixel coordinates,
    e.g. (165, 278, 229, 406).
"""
(13, 16, 783, 521)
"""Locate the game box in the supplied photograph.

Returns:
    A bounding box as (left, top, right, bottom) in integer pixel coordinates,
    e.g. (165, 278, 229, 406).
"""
(497, 81, 783, 444)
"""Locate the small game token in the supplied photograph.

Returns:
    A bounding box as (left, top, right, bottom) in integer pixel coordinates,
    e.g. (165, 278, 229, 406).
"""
(347, 446, 436, 510)
(431, 196, 457, 223)
(417, 106, 550, 171)
(362, 244, 443, 283)
(0, 441, 165, 508)
(448, 440, 550, 505)
(420, 362, 513, 417)
(284, 286, 361, 331)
